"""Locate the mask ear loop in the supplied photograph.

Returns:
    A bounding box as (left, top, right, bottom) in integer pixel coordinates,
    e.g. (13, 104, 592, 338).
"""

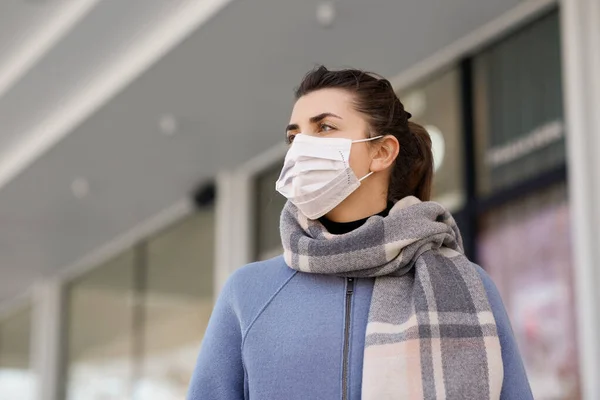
(358, 171, 375, 182)
(354, 135, 384, 181)
(352, 135, 384, 143)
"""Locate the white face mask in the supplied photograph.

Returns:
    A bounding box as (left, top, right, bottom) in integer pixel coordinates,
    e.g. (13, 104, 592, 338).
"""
(275, 133, 382, 220)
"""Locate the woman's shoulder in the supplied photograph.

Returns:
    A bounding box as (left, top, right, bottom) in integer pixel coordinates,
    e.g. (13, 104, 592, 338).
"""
(219, 255, 297, 323)
(470, 263, 504, 311)
(226, 255, 295, 291)
(470, 263, 514, 336)
(471, 264, 535, 398)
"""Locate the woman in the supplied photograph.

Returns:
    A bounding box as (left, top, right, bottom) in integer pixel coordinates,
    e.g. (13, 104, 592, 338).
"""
(187, 66, 532, 399)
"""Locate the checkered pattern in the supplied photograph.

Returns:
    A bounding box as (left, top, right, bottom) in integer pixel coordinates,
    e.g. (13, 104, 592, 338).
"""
(280, 196, 503, 399)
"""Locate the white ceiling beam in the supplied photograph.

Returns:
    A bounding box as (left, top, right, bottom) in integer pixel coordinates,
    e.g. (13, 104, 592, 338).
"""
(0, 0, 101, 100)
(0, 0, 233, 192)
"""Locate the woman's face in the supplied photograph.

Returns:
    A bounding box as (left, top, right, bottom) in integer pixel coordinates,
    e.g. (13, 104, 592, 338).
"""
(286, 88, 374, 180)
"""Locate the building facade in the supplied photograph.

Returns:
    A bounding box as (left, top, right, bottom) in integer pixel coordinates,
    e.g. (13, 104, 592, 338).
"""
(0, 0, 599, 399)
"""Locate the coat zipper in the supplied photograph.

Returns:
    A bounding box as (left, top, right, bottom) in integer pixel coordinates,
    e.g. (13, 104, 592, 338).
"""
(342, 277, 355, 400)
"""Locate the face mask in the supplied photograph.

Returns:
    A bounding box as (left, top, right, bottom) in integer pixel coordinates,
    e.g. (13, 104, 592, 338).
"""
(275, 133, 382, 220)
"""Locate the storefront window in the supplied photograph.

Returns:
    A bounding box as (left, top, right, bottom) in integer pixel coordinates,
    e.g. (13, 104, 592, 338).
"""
(65, 250, 136, 400)
(400, 67, 465, 211)
(254, 161, 286, 261)
(478, 183, 580, 399)
(64, 208, 215, 400)
(134, 209, 214, 399)
(0, 305, 34, 400)
(473, 10, 565, 196)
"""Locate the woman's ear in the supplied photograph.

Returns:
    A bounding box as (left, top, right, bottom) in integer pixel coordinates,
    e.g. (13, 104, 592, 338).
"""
(370, 135, 400, 172)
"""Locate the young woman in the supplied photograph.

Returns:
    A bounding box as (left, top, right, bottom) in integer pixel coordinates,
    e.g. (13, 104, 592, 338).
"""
(187, 66, 532, 399)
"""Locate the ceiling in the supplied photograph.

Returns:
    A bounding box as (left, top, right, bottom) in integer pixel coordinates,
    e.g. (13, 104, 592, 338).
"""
(0, 0, 524, 303)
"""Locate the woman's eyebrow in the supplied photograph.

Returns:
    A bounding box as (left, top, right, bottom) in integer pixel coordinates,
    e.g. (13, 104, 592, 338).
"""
(285, 123, 300, 133)
(286, 113, 342, 133)
(309, 112, 342, 124)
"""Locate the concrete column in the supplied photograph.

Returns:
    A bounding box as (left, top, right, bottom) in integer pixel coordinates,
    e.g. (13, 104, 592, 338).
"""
(560, 0, 600, 398)
(30, 279, 63, 400)
(214, 170, 253, 297)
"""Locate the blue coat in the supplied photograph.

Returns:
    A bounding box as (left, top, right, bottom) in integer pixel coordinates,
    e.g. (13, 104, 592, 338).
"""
(187, 256, 533, 399)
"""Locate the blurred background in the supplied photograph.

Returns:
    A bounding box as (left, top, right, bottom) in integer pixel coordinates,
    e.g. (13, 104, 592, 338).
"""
(0, 0, 598, 399)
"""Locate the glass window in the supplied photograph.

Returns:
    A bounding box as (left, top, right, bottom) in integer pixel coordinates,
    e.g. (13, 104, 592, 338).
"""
(64, 250, 136, 400)
(254, 161, 286, 261)
(478, 183, 580, 399)
(63, 209, 215, 400)
(400, 67, 465, 211)
(474, 10, 565, 195)
(134, 209, 214, 399)
(0, 305, 34, 400)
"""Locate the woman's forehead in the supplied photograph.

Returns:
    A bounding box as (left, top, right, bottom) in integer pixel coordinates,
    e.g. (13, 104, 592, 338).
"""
(290, 89, 356, 122)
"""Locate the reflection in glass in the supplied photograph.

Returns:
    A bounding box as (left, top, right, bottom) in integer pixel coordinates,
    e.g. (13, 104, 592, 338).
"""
(65, 251, 135, 400)
(478, 184, 580, 399)
(134, 209, 214, 400)
(254, 161, 286, 260)
(0, 305, 34, 400)
(400, 67, 465, 211)
(63, 209, 215, 400)
(473, 10, 565, 195)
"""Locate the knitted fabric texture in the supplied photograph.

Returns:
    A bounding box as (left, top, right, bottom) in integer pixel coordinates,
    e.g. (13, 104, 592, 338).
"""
(280, 196, 503, 399)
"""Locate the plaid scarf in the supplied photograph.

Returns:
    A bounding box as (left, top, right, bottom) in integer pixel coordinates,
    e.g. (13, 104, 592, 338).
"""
(280, 196, 503, 399)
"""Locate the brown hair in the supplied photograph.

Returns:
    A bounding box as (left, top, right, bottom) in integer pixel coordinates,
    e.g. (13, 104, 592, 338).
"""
(295, 66, 433, 202)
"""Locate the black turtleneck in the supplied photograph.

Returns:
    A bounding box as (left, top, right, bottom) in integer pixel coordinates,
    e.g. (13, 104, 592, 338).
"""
(319, 202, 394, 235)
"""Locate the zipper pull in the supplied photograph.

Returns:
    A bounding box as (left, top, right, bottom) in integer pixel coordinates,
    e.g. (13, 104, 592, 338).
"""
(346, 278, 354, 294)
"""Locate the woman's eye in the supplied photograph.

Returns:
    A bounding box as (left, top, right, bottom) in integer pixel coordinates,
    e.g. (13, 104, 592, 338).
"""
(319, 123, 335, 132)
